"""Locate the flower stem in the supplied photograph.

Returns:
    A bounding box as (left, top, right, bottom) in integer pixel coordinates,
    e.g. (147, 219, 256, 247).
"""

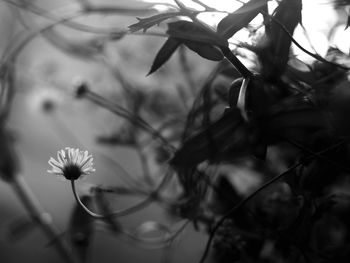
(12, 174, 76, 263)
(71, 180, 154, 219)
(220, 46, 253, 79)
(71, 169, 174, 219)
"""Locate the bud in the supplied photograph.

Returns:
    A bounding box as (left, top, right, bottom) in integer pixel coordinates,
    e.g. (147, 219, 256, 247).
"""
(72, 77, 89, 99)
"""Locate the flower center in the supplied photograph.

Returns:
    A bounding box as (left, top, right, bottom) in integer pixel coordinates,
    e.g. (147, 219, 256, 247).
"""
(62, 164, 82, 180)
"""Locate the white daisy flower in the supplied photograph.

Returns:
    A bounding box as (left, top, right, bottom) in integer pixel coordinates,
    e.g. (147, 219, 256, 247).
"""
(48, 147, 95, 180)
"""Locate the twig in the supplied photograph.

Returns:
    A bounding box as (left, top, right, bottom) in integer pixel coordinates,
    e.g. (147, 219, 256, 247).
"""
(136, 144, 154, 186)
(82, 89, 175, 151)
(220, 46, 253, 78)
(283, 137, 350, 174)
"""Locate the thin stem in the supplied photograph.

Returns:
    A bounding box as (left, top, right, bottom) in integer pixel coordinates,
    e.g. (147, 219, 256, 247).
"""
(71, 180, 151, 218)
(136, 145, 154, 186)
(264, 11, 349, 71)
(283, 137, 350, 174)
(83, 90, 175, 151)
(12, 175, 75, 263)
(70, 169, 173, 219)
(220, 46, 253, 78)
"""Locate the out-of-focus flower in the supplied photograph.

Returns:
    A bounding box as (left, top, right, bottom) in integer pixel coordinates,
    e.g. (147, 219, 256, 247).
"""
(71, 76, 89, 98)
(48, 147, 95, 180)
(27, 86, 64, 113)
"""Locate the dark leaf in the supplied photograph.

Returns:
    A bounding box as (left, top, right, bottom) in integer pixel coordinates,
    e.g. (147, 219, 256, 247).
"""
(181, 64, 223, 140)
(258, 0, 302, 80)
(68, 195, 95, 263)
(167, 21, 226, 46)
(170, 107, 249, 169)
(270, 0, 302, 73)
(94, 188, 122, 235)
(267, 109, 326, 131)
(128, 12, 182, 32)
(183, 41, 223, 61)
(217, 0, 267, 39)
(148, 37, 181, 75)
(313, 194, 341, 221)
(96, 125, 136, 146)
(261, 95, 329, 142)
(278, 195, 313, 248)
(333, 0, 350, 7)
(210, 175, 242, 214)
(0, 128, 19, 182)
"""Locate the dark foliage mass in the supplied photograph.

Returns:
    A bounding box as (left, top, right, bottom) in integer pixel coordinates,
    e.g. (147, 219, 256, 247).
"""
(2, 0, 350, 263)
(141, 0, 350, 262)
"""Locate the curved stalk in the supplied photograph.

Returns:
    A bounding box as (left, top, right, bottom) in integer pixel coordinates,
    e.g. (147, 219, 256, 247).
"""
(70, 169, 173, 219)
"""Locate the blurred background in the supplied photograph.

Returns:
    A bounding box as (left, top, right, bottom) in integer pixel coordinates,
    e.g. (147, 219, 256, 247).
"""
(0, 0, 214, 262)
(0, 0, 349, 263)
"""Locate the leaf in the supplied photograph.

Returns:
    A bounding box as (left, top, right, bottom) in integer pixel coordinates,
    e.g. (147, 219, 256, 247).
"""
(170, 107, 249, 169)
(94, 188, 122, 235)
(183, 41, 223, 61)
(68, 195, 95, 263)
(148, 37, 181, 75)
(170, 21, 224, 61)
(148, 21, 227, 74)
(167, 21, 227, 46)
(96, 125, 136, 146)
(261, 95, 328, 142)
(266, 0, 302, 77)
(128, 12, 182, 32)
(0, 128, 19, 181)
(211, 175, 241, 214)
(217, 0, 267, 39)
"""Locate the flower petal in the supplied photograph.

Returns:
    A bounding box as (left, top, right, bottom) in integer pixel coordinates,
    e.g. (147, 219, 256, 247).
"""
(48, 157, 63, 169)
(48, 148, 95, 180)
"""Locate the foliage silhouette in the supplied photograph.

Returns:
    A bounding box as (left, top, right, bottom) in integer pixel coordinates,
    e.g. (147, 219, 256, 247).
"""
(1, 0, 350, 263)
